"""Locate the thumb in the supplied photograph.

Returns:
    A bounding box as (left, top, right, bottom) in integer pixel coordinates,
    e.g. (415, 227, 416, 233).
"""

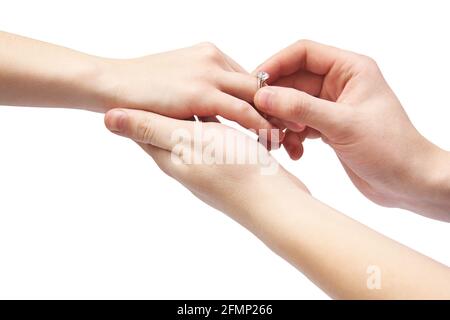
(254, 86, 349, 136)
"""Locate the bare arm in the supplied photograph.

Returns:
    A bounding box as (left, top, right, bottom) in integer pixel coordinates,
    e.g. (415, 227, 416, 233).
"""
(104, 108, 450, 299)
(0, 31, 110, 112)
(246, 183, 450, 299)
(0, 31, 272, 131)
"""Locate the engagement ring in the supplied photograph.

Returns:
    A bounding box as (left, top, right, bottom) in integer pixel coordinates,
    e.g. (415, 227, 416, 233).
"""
(257, 71, 269, 89)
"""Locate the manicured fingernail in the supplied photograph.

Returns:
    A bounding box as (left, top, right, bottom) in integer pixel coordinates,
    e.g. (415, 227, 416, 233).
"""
(106, 109, 127, 133)
(256, 87, 274, 111)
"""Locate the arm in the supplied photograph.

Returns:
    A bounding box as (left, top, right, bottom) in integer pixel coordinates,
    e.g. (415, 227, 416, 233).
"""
(104, 108, 450, 299)
(246, 184, 450, 299)
(0, 31, 110, 111)
(0, 31, 272, 131)
(253, 40, 450, 221)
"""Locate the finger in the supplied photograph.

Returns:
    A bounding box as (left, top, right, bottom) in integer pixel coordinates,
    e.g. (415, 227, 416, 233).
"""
(254, 40, 349, 82)
(304, 127, 322, 139)
(282, 120, 306, 133)
(283, 130, 304, 160)
(205, 92, 274, 132)
(268, 116, 304, 132)
(260, 116, 286, 144)
(266, 116, 286, 130)
(254, 86, 350, 136)
(105, 108, 195, 151)
(219, 71, 258, 103)
(198, 116, 220, 123)
(271, 70, 324, 97)
(291, 127, 322, 142)
(223, 53, 248, 73)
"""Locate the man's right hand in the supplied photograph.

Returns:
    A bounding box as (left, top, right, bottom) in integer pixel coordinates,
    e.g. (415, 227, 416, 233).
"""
(254, 40, 450, 221)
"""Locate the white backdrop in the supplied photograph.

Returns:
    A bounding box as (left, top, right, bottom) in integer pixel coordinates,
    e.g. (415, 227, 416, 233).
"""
(0, 0, 449, 299)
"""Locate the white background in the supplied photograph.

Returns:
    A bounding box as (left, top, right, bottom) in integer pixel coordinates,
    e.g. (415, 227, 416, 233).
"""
(0, 0, 449, 299)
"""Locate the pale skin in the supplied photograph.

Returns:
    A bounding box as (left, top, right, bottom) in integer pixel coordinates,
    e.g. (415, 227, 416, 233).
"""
(253, 40, 450, 222)
(0, 31, 272, 131)
(1, 32, 449, 298)
(104, 109, 450, 299)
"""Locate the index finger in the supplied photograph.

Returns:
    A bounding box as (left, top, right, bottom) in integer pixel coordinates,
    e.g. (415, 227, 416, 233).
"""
(254, 40, 347, 82)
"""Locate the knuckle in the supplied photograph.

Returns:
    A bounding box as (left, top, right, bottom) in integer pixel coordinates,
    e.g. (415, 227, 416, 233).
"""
(289, 91, 310, 120)
(136, 117, 155, 143)
(296, 39, 313, 47)
(185, 84, 203, 97)
(226, 100, 254, 128)
(358, 54, 380, 72)
(362, 54, 377, 65)
(197, 41, 216, 49)
(235, 100, 251, 114)
(198, 42, 222, 61)
(183, 84, 207, 105)
(203, 68, 221, 85)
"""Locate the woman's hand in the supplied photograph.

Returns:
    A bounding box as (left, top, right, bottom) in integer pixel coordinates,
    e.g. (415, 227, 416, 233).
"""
(253, 40, 450, 221)
(103, 42, 273, 132)
(0, 32, 272, 133)
(104, 107, 450, 300)
(103, 108, 307, 226)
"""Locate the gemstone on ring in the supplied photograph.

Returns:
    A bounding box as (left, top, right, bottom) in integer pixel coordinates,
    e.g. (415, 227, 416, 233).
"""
(257, 71, 270, 89)
(257, 71, 270, 82)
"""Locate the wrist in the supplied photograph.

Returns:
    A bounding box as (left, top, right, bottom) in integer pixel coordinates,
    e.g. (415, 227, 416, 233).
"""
(48, 54, 120, 113)
(402, 143, 450, 221)
(81, 57, 124, 113)
(228, 171, 310, 233)
(94, 56, 166, 114)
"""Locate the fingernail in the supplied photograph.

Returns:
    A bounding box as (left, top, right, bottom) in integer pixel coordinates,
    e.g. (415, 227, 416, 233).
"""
(256, 87, 274, 111)
(105, 109, 127, 133)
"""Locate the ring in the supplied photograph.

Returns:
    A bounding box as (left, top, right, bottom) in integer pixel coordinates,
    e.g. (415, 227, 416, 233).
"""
(257, 71, 270, 89)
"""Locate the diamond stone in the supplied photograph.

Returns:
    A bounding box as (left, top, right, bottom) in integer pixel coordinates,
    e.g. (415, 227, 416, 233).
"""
(257, 71, 270, 81)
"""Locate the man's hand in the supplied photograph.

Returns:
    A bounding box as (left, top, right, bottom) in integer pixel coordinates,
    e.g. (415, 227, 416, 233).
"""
(254, 40, 450, 221)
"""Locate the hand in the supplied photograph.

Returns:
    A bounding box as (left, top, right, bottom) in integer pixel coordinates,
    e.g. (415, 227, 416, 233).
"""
(0, 33, 271, 134)
(103, 42, 273, 132)
(103, 108, 308, 226)
(104, 108, 450, 300)
(253, 40, 450, 221)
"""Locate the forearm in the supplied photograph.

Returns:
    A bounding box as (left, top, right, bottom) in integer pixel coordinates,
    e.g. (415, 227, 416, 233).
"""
(236, 181, 450, 299)
(0, 31, 113, 112)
